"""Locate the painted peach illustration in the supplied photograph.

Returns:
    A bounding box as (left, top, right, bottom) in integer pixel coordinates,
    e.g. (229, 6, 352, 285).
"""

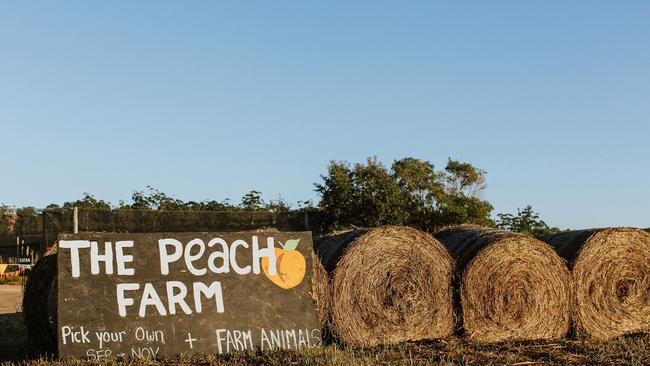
(261, 239, 306, 289)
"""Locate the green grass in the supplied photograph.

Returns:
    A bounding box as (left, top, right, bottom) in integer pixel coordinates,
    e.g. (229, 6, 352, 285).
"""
(0, 276, 23, 285)
(3, 335, 650, 366)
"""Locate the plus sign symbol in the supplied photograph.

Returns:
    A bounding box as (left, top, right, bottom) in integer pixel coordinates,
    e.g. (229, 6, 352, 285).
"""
(185, 333, 197, 349)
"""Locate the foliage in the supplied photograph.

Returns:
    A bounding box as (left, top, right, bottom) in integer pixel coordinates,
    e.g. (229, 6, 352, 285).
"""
(315, 156, 494, 231)
(434, 194, 494, 228)
(295, 200, 315, 211)
(29, 187, 292, 214)
(391, 157, 441, 230)
(444, 159, 487, 197)
(0, 275, 22, 285)
(5, 157, 501, 235)
(240, 190, 265, 211)
(13, 207, 39, 235)
(128, 186, 186, 210)
(354, 157, 410, 227)
(62, 193, 112, 210)
(0, 204, 17, 234)
(496, 205, 560, 238)
(315, 158, 410, 229)
(314, 160, 357, 228)
(266, 196, 291, 212)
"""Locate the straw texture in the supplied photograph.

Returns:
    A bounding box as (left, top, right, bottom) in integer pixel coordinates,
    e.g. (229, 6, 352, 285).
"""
(314, 226, 455, 346)
(435, 225, 571, 343)
(543, 228, 650, 340)
(22, 244, 58, 354)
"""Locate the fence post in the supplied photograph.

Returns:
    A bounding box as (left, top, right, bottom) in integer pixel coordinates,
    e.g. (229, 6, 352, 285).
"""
(73, 207, 79, 234)
(304, 211, 309, 231)
(42, 212, 48, 255)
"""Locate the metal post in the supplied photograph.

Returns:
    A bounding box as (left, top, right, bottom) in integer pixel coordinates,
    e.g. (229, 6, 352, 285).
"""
(73, 207, 79, 234)
(16, 236, 19, 264)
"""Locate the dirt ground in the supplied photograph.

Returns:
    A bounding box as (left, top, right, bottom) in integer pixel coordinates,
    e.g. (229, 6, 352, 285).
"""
(0, 285, 37, 361)
(0, 285, 23, 314)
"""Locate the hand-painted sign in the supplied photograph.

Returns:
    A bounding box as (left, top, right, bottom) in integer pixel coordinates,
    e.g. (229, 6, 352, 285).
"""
(57, 231, 321, 359)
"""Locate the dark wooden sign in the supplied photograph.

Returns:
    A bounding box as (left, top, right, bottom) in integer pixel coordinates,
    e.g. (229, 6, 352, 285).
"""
(57, 231, 321, 359)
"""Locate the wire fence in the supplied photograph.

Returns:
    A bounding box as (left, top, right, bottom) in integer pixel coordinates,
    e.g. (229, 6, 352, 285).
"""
(5, 208, 325, 262)
(73, 208, 316, 233)
(0, 234, 38, 265)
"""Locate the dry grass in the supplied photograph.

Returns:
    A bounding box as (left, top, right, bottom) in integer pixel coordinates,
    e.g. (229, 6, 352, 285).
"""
(314, 226, 455, 347)
(544, 228, 650, 340)
(310, 251, 330, 341)
(4, 335, 650, 365)
(434, 225, 572, 343)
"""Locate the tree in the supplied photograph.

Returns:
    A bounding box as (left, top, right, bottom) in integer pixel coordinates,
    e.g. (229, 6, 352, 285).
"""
(434, 158, 494, 227)
(0, 205, 17, 234)
(127, 186, 186, 210)
(296, 200, 315, 211)
(240, 190, 265, 211)
(496, 205, 559, 238)
(14, 207, 39, 235)
(315, 157, 411, 230)
(352, 157, 409, 227)
(391, 157, 444, 230)
(444, 159, 487, 198)
(315, 156, 494, 232)
(62, 193, 112, 210)
(201, 199, 238, 212)
(266, 195, 291, 212)
(314, 161, 356, 229)
(434, 194, 494, 227)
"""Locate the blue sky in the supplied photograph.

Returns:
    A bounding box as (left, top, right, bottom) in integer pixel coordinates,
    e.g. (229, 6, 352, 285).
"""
(1, 2, 649, 229)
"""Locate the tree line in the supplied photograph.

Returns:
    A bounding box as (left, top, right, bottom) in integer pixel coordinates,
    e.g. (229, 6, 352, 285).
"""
(0, 156, 558, 237)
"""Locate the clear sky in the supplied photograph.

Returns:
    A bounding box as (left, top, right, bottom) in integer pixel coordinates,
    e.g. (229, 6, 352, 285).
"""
(1, 2, 649, 229)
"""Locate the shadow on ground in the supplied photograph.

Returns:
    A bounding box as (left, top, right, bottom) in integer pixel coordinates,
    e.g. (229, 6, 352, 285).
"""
(0, 312, 38, 362)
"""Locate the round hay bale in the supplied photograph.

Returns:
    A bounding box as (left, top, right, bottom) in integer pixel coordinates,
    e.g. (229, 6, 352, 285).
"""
(314, 226, 455, 346)
(22, 244, 58, 354)
(542, 228, 650, 340)
(310, 251, 330, 340)
(434, 225, 571, 343)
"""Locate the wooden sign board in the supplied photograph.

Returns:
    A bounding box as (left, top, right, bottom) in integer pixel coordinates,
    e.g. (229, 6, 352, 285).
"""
(57, 231, 321, 360)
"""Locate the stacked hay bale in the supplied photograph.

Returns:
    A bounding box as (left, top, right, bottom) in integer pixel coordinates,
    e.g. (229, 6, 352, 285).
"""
(310, 251, 330, 339)
(434, 225, 571, 343)
(22, 244, 58, 354)
(314, 226, 455, 346)
(543, 228, 650, 340)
